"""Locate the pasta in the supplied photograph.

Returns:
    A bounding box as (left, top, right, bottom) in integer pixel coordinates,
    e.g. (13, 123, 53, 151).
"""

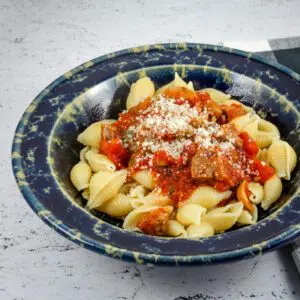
(142, 190, 173, 207)
(186, 223, 214, 238)
(176, 204, 206, 226)
(77, 119, 115, 148)
(97, 193, 134, 217)
(267, 140, 297, 180)
(126, 77, 155, 109)
(155, 72, 192, 95)
(166, 220, 187, 237)
(85, 148, 116, 173)
(132, 170, 155, 190)
(257, 148, 268, 164)
(70, 162, 92, 191)
(187, 81, 194, 91)
(87, 170, 127, 209)
(123, 205, 173, 233)
(247, 182, 264, 204)
(261, 174, 283, 210)
(70, 72, 297, 238)
(79, 146, 90, 162)
(237, 204, 258, 225)
(255, 130, 279, 149)
(203, 202, 243, 233)
(230, 112, 259, 131)
(186, 186, 231, 209)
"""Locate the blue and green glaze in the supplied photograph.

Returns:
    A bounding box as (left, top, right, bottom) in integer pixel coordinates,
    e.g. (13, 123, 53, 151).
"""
(12, 43, 300, 265)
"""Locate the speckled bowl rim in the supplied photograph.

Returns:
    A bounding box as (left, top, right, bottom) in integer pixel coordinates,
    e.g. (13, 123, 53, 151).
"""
(12, 43, 300, 265)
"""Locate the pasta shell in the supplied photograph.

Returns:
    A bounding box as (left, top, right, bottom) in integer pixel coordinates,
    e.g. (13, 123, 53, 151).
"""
(82, 188, 90, 200)
(268, 140, 297, 180)
(261, 174, 283, 210)
(187, 81, 194, 91)
(123, 205, 173, 231)
(97, 193, 134, 217)
(186, 222, 214, 238)
(133, 169, 155, 190)
(79, 146, 90, 162)
(230, 112, 259, 131)
(77, 119, 115, 148)
(142, 190, 172, 207)
(70, 161, 92, 191)
(176, 204, 207, 226)
(85, 148, 116, 172)
(155, 72, 188, 95)
(258, 119, 280, 136)
(119, 183, 137, 194)
(237, 204, 258, 225)
(200, 88, 231, 104)
(257, 148, 268, 164)
(87, 170, 127, 209)
(166, 220, 187, 237)
(255, 131, 279, 148)
(186, 186, 231, 209)
(203, 202, 243, 233)
(126, 77, 155, 109)
(129, 185, 147, 200)
(248, 182, 264, 204)
(243, 120, 258, 139)
(284, 143, 297, 180)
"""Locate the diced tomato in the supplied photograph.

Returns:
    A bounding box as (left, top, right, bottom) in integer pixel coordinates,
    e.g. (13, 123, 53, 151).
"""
(222, 103, 246, 121)
(100, 137, 130, 169)
(252, 160, 275, 183)
(239, 132, 259, 157)
(152, 150, 174, 167)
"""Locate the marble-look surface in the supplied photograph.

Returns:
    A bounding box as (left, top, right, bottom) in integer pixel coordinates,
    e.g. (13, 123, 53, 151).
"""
(1, 0, 300, 299)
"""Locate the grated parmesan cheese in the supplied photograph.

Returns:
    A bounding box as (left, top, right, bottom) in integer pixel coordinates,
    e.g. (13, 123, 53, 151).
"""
(122, 94, 241, 168)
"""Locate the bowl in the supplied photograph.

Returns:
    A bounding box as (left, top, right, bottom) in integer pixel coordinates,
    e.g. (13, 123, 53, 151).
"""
(12, 43, 300, 265)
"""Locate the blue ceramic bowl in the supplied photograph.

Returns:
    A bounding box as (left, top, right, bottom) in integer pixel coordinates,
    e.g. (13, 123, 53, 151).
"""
(12, 43, 300, 265)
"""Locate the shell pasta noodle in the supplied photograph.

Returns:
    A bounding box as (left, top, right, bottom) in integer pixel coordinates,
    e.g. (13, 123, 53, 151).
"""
(70, 72, 297, 238)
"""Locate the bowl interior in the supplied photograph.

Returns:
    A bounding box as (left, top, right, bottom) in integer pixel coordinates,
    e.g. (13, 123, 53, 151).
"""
(13, 44, 300, 263)
(49, 65, 300, 227)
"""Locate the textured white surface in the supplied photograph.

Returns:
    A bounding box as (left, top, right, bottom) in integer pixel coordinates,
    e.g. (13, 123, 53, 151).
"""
(1, 0, 300, 299)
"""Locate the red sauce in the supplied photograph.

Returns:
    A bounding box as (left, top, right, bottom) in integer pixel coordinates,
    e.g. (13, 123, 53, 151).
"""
(152, 166, 198, 206)
(136, 207, 169, 236)
(100, 87, 275, 209)
(251, 159, 275, 183)
(239, 132, 275, 183)
(239, 132, 259, 157)
(114, 97, 152, 132)
(100, 137, 130, 169)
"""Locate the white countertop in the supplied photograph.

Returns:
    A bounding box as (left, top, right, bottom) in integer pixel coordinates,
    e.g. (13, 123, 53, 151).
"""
(1, 1, 300, 299)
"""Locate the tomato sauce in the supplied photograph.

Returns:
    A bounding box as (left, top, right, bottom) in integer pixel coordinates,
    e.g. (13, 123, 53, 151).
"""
(136, 207, 169, 236)
(152, 166, 199, 206)
(99, 87, 275, 210)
